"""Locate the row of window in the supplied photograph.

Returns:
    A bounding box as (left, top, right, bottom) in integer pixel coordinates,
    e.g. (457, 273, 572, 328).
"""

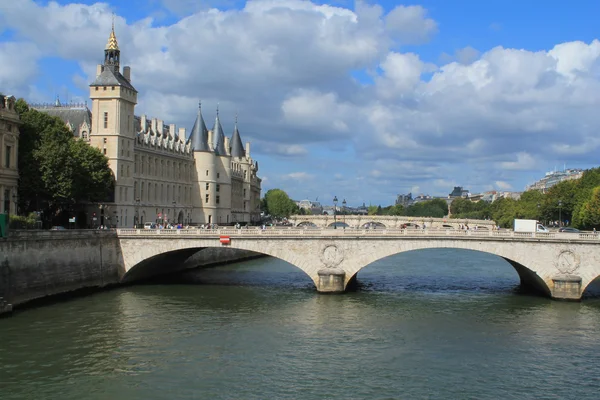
(132, 181, 193, 205)
(135, 155, 193, 181)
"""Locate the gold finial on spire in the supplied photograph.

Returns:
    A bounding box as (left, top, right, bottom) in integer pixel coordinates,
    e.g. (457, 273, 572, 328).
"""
(105, 13, 119, 50)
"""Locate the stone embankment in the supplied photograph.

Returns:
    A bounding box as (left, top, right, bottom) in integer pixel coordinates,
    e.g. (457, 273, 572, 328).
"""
(0, 230, 261, 315)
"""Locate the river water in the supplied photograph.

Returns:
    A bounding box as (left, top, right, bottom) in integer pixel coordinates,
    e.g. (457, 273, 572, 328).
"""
(2, 249, 600, 399)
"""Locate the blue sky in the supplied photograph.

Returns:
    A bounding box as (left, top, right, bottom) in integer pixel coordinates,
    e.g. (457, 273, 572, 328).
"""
(1, 0, 600, 207)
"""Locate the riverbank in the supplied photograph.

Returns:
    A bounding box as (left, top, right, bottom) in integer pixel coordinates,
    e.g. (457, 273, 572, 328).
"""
(0, 230, 263, 315)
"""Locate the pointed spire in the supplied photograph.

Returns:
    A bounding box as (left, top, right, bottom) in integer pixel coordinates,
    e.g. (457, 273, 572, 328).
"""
(230, 112, 245, 158)
(212, 106, 226, 156)
(189, 101, 209, 152)
(106, 13, 119, 50)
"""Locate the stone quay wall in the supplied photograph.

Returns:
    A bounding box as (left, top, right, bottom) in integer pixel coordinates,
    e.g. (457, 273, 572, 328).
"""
(0, 230, 260, 310)
(0, 230, 122, 307)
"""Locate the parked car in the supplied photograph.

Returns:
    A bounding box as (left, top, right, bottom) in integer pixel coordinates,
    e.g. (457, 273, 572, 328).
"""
(50, 226, 66, 230)
(559, 227, 580, 233)
(143, 222, 155, 229)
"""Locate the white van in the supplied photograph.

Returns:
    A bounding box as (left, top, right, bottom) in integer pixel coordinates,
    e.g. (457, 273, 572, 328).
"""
(143, 222, 155, 229)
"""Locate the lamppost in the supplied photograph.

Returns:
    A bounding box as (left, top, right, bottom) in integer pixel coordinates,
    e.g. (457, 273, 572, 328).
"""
(12, 193, 17, 217)
(99, 204, 105, 227)
(537, 203, 541, 223)
(342, 198, 347, 227)
(172, 201, 176, 225)
(558, 200, 562, 227)
(135, 198, 140, 228)
(333, 196, 338, 229)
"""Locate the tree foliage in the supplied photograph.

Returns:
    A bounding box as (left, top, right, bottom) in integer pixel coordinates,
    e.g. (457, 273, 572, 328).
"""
(263, 189, 297, 218)
(577, 187, 600, 229)
(15, 99, 113, 223)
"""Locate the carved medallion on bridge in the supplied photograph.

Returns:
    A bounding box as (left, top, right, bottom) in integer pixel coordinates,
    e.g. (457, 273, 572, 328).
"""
(320, 244, 344, 268)
(555, 249, 580, 275)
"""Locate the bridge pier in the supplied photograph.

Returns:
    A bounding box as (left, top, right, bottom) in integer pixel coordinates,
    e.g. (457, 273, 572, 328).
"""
(551, 275, 583, 301)
(317, 269, 346, 293)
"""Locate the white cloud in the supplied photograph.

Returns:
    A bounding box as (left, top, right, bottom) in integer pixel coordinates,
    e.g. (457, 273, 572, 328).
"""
(385, 5, 437, 45)
(284, 172, 314, 181)
(499, 152, 536, 171)
(1, 0, 600, 204)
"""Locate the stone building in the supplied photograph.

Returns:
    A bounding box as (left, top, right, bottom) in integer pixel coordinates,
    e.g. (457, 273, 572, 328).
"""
(35, 25, 261, 227)
(0, 94, 20, 216)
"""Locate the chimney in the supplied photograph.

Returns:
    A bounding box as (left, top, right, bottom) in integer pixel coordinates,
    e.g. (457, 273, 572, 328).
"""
(151, 118, 157, 134)
(169, 123, 176, 139)
(224, 137, 230, 155)
(141, 114, 147, 132)
(245, 142, 250, 158)
(96, 64, 103, 77)
(123, 66, 131, 82)
(157, 119, 164, 136)
(179, 127, 186, 140)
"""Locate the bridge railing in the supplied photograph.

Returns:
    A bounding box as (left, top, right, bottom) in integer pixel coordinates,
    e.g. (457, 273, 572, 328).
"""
(115, 228, 600, 241)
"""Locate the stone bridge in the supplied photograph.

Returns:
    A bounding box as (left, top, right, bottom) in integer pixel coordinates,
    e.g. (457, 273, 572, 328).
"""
(288, 215, 495, 229)
(116, 227, 600, 301)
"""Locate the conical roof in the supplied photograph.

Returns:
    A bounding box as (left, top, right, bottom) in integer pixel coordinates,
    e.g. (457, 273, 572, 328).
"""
(230, 116, 245, 158)
(212, 110, 226, 156)
(189, 102, 210, 152)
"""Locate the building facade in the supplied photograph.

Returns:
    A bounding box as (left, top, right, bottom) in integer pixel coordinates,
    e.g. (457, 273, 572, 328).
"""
(0, 95, 20, 216)
(36, 26, 261, 227)
(525, 169, 584, 192)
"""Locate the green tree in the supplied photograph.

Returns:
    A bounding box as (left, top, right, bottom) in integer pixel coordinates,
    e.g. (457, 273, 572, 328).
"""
(577, 186, 600, 229)
(15, 100, 114, 223)
(367, 205, 379, 215)
(263, 189, 296, 218)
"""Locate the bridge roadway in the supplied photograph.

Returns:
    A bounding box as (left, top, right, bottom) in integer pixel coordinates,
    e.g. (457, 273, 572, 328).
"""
(116, 227, 600, 300)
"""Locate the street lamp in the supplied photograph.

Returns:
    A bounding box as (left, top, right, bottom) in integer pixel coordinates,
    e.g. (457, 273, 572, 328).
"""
(333, 196, 338, 229)
(342, 199, 347, 227)
(558, 200, 562, 227)
(135, 198, 140, 228)
(12, 193, 17, 217)
(172, 201, 176, 225)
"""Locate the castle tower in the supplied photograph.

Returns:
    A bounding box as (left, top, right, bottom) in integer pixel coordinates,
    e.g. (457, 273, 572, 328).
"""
(212, 108, 232, 224)
(89, 20, 138, 226)
(189, 102, 215, 224)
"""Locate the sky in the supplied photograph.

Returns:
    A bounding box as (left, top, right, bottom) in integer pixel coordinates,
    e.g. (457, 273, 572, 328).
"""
(1, 0, 600, 207)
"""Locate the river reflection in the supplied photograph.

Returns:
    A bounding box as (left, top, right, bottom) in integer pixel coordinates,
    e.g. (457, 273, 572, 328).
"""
(2, 249, 600, 399)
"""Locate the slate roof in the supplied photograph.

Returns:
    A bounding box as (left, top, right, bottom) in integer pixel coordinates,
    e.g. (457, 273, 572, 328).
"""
(189, 104, 210, 152)
(230, 122, 245, 158)
(34, 105, 92, 137)
(90, 67, 137, 92)
(212, 113, 226, 156)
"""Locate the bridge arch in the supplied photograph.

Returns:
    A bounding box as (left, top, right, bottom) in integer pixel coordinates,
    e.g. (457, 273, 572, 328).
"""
(118, 237, 321, 287)
(361, 221, 387, 229)
(296, 221, 317, 228)
(327, 222, 350, 229)
(342, 241, 553, 297)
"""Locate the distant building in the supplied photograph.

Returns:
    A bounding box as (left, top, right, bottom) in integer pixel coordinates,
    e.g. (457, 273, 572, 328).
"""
(413, 194, 433, 203)
(395, 193, 413, 207)
(296, 199, 322, 215)
(526, 169, 584, 192)
(449, 186, 470, 198)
